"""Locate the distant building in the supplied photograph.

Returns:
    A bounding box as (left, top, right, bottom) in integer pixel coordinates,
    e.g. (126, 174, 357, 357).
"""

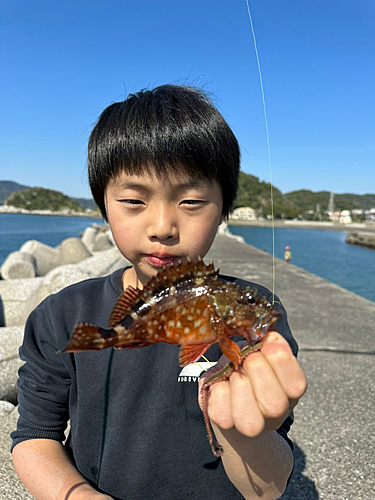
(339, 210, 352, 223)
(304, 210, 315, 220)
(366, 208, 375, 222)
(231, 207, 257, 221)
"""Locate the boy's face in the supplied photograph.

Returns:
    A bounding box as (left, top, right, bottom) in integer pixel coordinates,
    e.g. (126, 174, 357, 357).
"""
(105, 169, 223, 288)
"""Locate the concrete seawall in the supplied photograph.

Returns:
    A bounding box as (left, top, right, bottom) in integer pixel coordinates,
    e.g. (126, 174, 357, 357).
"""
(1, 231, 374, 499)
(346, 231, 375, 249)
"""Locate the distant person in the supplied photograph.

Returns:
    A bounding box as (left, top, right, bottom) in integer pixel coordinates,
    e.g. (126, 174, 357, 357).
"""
(11, 85, 306, 500)
(284, 246, 292, 263)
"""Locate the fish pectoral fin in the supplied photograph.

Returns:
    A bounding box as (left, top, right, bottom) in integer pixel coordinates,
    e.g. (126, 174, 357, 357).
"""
(178, 344, 211, 367)
(60, 322, 117, 353)
(218, 337, 241, 370)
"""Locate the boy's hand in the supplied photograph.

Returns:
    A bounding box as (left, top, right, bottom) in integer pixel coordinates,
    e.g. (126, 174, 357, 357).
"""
(199, 332, 307, 437)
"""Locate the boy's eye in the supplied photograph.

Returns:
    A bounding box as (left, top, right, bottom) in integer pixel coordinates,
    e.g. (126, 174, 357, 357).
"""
(181, 200, 204, 206)
(120, 199, 145, 205)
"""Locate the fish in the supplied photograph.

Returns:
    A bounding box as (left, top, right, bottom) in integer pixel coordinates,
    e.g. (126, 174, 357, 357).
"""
(61, 259, 282, 370)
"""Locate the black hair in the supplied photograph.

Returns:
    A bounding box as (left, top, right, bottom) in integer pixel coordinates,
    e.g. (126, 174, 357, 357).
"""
(88, 84, 240, 219)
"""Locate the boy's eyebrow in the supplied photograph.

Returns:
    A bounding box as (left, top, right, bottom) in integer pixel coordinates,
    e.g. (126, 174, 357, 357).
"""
(117, 179, 211, 191)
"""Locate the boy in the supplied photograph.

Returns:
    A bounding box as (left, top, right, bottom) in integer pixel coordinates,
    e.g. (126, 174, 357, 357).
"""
(11, 85, 307, 500)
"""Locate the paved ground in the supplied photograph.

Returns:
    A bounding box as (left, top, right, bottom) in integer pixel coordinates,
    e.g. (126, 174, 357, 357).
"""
(206, 234, 375, 500)
(1, 232, 374, 499)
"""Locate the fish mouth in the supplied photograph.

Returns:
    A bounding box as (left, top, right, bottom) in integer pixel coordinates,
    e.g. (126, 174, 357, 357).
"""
(145, 254, 179, 268)
(252, 309, 282, 337)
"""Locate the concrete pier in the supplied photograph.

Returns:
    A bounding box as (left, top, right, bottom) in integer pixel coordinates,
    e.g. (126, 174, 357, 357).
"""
(1, 233, 374, 499)
(346, 231, 375, 249)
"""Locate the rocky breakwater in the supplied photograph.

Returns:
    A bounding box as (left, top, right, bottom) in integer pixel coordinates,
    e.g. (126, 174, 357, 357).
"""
(346, 231, 375, 250)
(0, 223, 129, 496)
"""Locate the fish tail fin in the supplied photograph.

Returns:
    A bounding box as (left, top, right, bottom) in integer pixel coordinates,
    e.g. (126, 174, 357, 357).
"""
(60, 322, 118, 353)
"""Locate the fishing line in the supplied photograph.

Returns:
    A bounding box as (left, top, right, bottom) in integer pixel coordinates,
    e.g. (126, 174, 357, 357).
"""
(245, 0, 276, 302)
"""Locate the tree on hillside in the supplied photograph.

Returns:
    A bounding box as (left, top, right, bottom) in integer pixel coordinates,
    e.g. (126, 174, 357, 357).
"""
(6, 187, 84, 212)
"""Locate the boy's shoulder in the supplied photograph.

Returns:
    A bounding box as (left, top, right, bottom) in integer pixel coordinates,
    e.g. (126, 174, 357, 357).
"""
(29, 267, 126, 337)
(47, 266, 124, 305)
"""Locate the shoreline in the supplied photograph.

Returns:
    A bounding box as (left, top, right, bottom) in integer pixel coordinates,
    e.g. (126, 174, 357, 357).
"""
(227, 219, 375, 232)
(0, 206, 103, 219)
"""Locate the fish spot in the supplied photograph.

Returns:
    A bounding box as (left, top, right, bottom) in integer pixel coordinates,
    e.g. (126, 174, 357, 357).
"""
(147, 320, 152, 326)
(166, 330, 171, 338)
(176, 305, 181, 313)
(170, 286, 176, 294)
(147, 329, 154, 335)
(199, 324, 207, 334)
(168, 320, 175, 328)
(153, 320, 159, 326)
(154, 334, 159, 339)
(196, 309, 201, 315)
(181, 308, 187, 315)
(187, 315, 194, 321)
(195, 278, 204, 285)
(131, 312, 139, 320)
(184, 327, 190, 334)
(161, 314, 167, 321)
(158, 325, 162, 330)
(176, 320, 182, 328)
(194, 319, 202, 328)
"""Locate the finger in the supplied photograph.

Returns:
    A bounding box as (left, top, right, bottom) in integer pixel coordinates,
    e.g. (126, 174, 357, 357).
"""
(229, 368, 265, 437)
(260, 333, 308, 400)
(208, 380, 234, 430)
(242, 351, 290, 421)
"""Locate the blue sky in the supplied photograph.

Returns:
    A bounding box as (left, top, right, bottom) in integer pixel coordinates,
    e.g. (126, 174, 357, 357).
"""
(1, 0, 374, 199)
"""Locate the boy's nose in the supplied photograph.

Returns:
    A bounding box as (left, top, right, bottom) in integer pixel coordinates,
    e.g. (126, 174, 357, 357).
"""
(148, 209, 179, 241)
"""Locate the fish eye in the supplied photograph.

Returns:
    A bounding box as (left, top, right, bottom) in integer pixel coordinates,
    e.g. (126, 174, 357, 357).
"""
(244, 294, 255, 304)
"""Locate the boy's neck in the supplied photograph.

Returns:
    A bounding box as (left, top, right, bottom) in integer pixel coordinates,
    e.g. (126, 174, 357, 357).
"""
(122, 267, 146, 290)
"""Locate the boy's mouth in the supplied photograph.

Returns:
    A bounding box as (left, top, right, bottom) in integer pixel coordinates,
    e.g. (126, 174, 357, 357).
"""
(145, 254, 178, 268)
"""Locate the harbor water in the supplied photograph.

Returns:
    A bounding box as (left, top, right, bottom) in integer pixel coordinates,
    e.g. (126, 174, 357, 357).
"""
(228, 225, 375, 303)
(0, 213, 104, 265)
(0, 214, 373, 303)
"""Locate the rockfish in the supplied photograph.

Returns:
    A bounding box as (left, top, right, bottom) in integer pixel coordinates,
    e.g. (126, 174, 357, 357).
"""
(61, 259, 281, 369)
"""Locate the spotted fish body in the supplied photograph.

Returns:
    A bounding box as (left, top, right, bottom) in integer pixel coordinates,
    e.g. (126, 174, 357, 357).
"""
(62, 260, 282, 369)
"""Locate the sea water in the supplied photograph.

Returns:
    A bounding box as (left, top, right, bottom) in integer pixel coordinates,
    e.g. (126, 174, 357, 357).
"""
(0, 213, 104, 265)
(1, 214, 373, 303)
(228, 225, 375, 303)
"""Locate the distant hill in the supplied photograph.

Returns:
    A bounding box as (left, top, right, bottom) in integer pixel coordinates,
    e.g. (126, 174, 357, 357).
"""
(70, 197, 97, 210)
(235, 172, 374, 218)
(0, 180, 30, 203)
(1, 178, 373, 218)
(0, 180, 96, 210)
(6, 187, 85, 212)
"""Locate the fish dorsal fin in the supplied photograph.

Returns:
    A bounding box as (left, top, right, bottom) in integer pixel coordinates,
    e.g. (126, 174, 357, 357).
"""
(108, 286, 141, 328)
(108, 260, 218, 328)
(143, 259, 218, 300)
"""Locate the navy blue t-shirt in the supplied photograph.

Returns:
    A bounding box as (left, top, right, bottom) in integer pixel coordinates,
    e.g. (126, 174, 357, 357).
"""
(11, 268, 297, 499)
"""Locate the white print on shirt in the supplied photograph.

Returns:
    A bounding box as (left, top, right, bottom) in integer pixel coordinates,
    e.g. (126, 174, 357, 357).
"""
(177, 362, 217, 383)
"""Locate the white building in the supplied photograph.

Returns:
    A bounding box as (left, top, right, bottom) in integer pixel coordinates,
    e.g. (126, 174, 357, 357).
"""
(231, 207, 257, 221)
(339, 210, 352, 224)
